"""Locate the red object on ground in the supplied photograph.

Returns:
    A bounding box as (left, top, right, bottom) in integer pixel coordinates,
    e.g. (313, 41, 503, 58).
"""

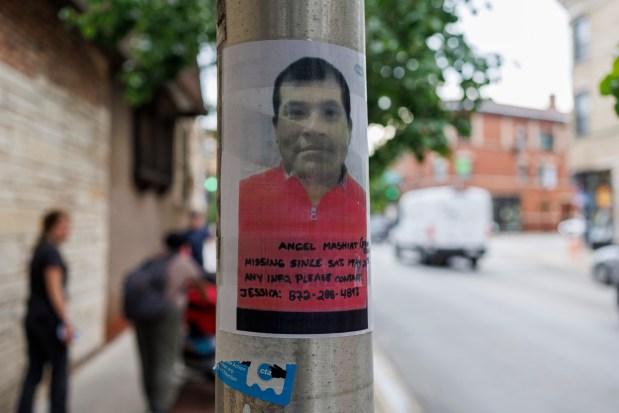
(185, 281, 217, 335)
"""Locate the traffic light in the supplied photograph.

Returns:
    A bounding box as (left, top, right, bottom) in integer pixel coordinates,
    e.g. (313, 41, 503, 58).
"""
(385, 185, 400, 201)
(204, 176, 218, 192)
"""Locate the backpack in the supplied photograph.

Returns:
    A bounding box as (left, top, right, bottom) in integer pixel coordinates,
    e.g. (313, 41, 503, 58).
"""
(123, 255, 171, 322)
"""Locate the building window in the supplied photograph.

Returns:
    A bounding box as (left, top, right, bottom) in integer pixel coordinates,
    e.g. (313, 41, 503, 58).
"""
(575, 92, 590, 137)
(573, 16, 590, 62)
(133, 92, 177, 193)
(517, 162, 528, 183)
(432, 157, 448, 182)
(539, 131, 554, 151)
(515, 125, 527, 152)
(538, 164, 558, 189)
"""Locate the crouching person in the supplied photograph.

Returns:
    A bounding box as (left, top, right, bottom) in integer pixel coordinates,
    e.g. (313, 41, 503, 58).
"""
(123, 231, 206, 413)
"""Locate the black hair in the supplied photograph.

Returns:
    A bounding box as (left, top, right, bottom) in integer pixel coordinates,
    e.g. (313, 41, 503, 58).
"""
(164, 231, 188, 253)
(272, 57, 352, 127)
(38, 209, 68, 244)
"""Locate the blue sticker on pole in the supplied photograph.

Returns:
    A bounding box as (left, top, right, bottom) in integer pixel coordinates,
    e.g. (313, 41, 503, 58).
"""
(215, 360, 297, 406)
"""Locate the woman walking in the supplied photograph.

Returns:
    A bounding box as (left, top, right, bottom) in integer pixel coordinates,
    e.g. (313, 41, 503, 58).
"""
(16, 210, 73, 413)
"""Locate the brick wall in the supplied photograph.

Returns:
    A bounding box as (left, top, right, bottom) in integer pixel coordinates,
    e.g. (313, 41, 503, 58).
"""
(392, 109, 572, 231)
(0, 0, 108, 104)
(0, 0, 111, 409)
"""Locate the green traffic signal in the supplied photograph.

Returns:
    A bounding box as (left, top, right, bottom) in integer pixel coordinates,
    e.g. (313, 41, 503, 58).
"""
(204, 176, 218, 192)
(385, 186, 400, 201)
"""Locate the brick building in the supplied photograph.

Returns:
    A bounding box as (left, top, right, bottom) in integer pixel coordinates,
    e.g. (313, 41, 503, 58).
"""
(391, 101, 572, 231)
(560, 0, 619, 247)
(0, 0, 206, 409)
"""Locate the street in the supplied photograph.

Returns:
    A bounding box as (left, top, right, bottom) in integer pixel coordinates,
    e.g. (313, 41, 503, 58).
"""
(372, 233, 619, 413)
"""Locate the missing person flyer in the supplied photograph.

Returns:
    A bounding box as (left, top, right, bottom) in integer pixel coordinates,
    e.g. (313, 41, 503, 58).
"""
(220, 39, 371, 337)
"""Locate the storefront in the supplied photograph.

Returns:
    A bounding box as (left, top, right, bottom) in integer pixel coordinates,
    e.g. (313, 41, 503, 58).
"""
(493, 196, 522, 232)
(573, 170, 614, 248)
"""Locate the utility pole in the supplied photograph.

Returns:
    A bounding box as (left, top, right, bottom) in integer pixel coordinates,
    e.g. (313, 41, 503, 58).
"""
(216, 1, 373, 412)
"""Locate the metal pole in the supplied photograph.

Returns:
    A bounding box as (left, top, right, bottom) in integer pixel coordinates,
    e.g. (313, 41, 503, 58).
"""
(216, 1, 372, 411)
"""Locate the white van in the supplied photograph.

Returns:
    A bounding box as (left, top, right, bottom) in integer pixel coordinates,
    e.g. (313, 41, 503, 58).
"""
(390, 186, 493, 268)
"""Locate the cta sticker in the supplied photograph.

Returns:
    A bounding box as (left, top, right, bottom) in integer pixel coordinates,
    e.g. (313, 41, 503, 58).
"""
(215, 360, 297, 406)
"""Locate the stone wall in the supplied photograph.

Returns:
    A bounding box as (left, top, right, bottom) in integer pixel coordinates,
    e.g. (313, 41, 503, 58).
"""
(0, 0, 111, 409)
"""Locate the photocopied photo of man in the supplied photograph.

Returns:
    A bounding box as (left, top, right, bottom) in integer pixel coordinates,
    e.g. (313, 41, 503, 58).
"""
(220, 40, 370, 336)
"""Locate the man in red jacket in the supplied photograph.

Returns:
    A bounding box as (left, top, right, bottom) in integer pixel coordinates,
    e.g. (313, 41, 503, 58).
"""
(237, 57, 368, 335)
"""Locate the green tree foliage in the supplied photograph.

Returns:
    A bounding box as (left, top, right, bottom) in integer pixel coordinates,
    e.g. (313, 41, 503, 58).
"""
(60, 0, 216, 106)
(600, 55, 619, 115)
(365, 0, 500, 181)
(61, 0, 498, 191)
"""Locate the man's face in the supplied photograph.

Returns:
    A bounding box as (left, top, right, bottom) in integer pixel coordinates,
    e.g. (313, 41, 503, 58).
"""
(274, 76, 351, 185)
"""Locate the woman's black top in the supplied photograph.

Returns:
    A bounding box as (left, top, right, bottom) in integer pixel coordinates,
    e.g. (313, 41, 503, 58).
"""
(26, 240, 68, 330)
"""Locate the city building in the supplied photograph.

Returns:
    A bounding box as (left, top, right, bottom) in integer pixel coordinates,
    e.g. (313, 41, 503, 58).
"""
(390, 101, 572, 232)
(0, 0, 209, 409)
(559, 0, 619, 247)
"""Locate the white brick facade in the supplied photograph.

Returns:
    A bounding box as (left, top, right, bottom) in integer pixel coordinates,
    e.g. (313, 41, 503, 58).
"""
(0, 61, 110, 411)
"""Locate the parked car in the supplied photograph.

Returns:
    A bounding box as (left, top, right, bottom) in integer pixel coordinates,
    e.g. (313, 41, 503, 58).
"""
(588, 223, 614, 250)
(591, 244, 619, 285)
(584, 208, 614, 249)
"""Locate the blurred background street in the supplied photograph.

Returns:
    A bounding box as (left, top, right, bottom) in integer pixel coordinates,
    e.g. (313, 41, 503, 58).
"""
(3, 0, 619, 411)
(33, 232, 619, 413)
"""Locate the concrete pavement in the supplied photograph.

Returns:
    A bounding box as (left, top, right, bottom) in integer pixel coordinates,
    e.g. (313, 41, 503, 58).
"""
(171, 380, 215, 413)
(488, 233, 592, 274)
(34, 330, 146, 413)
(34, 328, 214, 413)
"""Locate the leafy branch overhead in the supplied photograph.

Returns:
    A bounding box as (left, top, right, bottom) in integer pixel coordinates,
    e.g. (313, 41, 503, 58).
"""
(600, 55, 619, 116)
(365, 0, 500, 179)
(60, 0, 216, 106)
(61, 0, 499, 181)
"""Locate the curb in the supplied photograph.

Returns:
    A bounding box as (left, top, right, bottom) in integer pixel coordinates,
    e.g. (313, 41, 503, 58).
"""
(374, 346, 424, 413)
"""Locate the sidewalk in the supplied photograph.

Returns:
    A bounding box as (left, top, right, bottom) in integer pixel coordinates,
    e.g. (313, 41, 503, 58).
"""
(57, 234, 414, 413)
(58, 330, 411, 413)
(490, 233, 592, 275)
(36, 329, 214, 413)
(56, 328, 408, 413)
(35, 330, 146, 413)
(69, 331, 147, 413)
